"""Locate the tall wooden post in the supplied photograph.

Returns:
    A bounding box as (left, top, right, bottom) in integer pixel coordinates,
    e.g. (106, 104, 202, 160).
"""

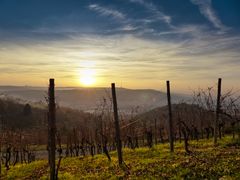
(166, 81, 174, 152)
(111, 83, 123, 165)
(48, 79, 56, 180)
(214, 78, 222, 145)
(0, 116, 2, 178)
(154, 118, 157, 145)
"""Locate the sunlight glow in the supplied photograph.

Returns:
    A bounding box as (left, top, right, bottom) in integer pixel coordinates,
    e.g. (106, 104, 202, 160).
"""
(79, 61, 97, 87)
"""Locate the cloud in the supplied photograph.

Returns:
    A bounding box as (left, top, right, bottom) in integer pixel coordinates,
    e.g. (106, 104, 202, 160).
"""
(87, 3, 138, 34)
(1, 31, 240, 90)
(129, 0, 172, 25)
(0, 1, 239, 91)
(88, 4, 125, 20)
(190, 0, 229, 32)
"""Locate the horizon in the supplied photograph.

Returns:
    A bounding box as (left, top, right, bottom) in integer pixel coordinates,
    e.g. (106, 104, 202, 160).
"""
(0, 0, 240, 93)
(0, 82, 239, 96)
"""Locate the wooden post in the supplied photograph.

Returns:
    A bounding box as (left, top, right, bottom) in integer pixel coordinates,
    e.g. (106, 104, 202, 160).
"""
(154, 118, 157, 145)
(111, 83, 123, 165)
(48, 79, 56, 180)
(0, 115, 2, 178)
(0, 137, 1, 178)
(166, 81, 174, 152)
(214, 78, 222, 145)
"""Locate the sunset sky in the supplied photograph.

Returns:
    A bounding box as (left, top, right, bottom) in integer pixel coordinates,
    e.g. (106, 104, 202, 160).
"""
(0, 0, 240, 93)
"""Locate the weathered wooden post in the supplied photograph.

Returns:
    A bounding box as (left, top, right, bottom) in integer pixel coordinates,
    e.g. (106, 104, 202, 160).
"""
(111, 83, 123, 165)
(154, 118, 157, 145)
(0, 115, 2, 178)
(166, 80, 174, 152)
(48, 79, 56, 180)
(214, 78, 222, 145)
(0, 137, 1, 178)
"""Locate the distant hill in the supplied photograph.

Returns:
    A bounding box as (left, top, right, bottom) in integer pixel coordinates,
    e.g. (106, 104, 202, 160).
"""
(0, 98, 92, 131)
(0, 86, 188, 113)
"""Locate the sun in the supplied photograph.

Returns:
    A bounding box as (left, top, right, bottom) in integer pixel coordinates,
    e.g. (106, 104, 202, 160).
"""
(80, 75, 95, 86)
(79, 67, 96, 87)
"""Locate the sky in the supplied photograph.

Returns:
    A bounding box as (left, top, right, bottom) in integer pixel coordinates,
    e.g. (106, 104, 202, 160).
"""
(0, 0, 240, 93)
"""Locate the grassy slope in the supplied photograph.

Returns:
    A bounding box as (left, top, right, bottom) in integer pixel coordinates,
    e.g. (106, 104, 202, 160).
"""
(3, 136, 240, 180)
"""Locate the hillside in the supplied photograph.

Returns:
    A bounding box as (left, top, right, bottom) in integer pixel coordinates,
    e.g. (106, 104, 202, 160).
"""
(0, 86, 187, 113)
(137, 103, 207, 120)
(134, 103, 227, 133)
(2, 136, 240, 179)
(0, 98, 92, 131)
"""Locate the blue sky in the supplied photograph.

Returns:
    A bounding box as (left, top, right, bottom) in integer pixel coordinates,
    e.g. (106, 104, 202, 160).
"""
(0, 0, 240, 92)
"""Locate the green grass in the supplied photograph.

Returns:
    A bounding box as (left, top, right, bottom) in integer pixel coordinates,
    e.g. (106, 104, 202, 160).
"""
(2, 136, 240, 179)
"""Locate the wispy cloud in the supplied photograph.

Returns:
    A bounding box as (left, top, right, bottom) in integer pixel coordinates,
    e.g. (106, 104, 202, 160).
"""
(129, 0, 172, 25)
(1, 32, 240, 90)
(88, 3, 138, 34)
(88, 4, 125, 20)
(190, 0, 229, 32)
